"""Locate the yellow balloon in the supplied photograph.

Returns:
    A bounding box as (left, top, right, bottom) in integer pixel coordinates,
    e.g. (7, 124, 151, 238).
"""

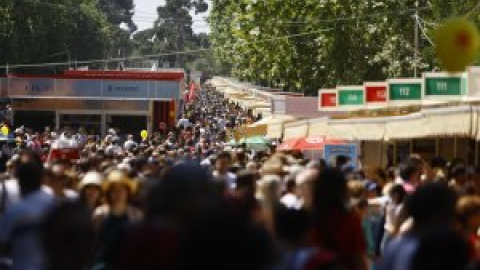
(1, 126, 9, 136)
(435, 17, 480, 72)
(140, 130, 148, 139)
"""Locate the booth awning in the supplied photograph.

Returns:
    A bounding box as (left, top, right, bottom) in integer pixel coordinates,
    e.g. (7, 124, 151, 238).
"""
(326, 118, 386, 141)
(308, 118, 328, 137)
(278, 136, 346, 151)
(423, 106, 472, 138)
(234, 124, 267, 140)
(267, 123, 283, 139)
(284, 120, 309, 140)
(384, 113, 428, 140)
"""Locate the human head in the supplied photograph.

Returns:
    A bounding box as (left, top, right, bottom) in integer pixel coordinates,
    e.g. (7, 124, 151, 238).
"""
(42, 201, 95, 270)
(235, 170, 258, 198)
(78, 171, 103, 210)
(389, 184, 407, 204)
(146, 163, 216, 221)
(450, 163, 467, 186)
(335, 155, 350, 168)
(16, 151, 44, 197)
(456, 195, 480, 232)
(406, 183, 457, 229)
(215, 151, 232, 175)
(312, 168, 348, 216)
(399, 157, 423, 185)
(103, 170, 136, 206)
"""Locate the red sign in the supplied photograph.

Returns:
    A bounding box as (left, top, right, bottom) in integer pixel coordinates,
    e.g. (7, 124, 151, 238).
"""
(366, 86, 387, 103)
(320, 93, 337, 107)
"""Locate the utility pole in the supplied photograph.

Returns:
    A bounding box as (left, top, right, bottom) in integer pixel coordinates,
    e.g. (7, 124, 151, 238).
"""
(176, 23, 184, 68)
(413, 0, 419, 77)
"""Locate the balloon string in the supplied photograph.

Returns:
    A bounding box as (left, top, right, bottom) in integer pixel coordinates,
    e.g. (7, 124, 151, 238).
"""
(464, 2, 480, 19)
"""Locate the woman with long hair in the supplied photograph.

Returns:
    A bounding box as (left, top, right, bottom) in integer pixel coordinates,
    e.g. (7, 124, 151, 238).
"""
(77, 171, 103, 215)
(91, 170, 143, 270)
(311, 168, 367, 270)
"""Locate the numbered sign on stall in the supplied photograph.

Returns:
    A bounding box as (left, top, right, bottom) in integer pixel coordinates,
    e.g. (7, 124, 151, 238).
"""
(337, 86, 364, 109)
(423, 72, 466, 100)
(364, 82, 387, 107)
(468, 67, 480, 98)
(387, 78, 422, 105)
(318, 89, 338, 111)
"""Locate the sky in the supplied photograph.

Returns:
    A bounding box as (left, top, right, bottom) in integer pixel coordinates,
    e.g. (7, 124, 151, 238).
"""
(133, 0, 211, 34)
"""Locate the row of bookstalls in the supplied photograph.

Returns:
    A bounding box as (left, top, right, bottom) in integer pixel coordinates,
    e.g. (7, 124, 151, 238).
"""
(207, 78, 272, 117)
(211, 68, 480, 168)
(238, 104, 478, 168)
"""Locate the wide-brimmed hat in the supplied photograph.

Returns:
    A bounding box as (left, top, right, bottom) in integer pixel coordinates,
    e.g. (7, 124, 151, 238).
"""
(78, 171, 103, 190)
(261, 158, 288, 176)
(102, 170, 137, 194)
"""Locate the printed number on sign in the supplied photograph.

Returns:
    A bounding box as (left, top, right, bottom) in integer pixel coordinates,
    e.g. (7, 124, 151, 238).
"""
(436, 82, 448, 92)
(377, 91, 386, 99)
(399, 87, 410, 96)
(348, 95, 358, 102)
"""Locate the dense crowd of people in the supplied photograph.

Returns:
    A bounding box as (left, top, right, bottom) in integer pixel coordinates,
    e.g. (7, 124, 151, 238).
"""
(0, 85, 480, 270)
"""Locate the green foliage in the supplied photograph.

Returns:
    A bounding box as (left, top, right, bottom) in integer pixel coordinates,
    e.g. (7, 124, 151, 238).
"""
(0, 0, 136, 73)
(209, 0, 480, 94)
(131, 0, 211, 70)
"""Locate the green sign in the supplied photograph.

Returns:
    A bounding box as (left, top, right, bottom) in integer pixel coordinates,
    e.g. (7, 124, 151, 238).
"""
(425, 77, 463, 96)
(389, 83, 422, 101)
(338, 90, 364, 106)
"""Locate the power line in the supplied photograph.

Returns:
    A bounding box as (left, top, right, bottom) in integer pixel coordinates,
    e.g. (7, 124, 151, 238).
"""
(415, 15, 434, 46)
(0, 28, 333, 69)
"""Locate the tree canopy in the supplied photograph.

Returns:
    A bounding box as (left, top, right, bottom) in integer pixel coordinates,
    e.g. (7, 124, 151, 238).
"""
(208, 0, 480, 94)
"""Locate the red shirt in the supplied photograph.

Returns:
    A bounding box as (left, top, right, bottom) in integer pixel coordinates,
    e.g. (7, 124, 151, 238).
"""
(312, 210, 366, 270)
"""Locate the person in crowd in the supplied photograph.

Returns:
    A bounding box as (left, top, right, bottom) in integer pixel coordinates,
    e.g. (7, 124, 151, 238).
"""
(3, 82, 480, 270)
(380, 183, 463, 270)
(450, 163, 469, 194)
(212, 151, 236, 191)
(295, 168, 318, 211)
(397, 157, 423, 194)
(381, 184, 407, 252)
(92, 170, 143, 269)
(43, 162, 78, 200)
(123, 134, 138, 151)
(456, 195, 480, 259)
(0, 157, 20, 220)
(281, 177, 300, 209)
(0, 151, 53, 270)
(77, 171, 103, 214)
(311, 168, 368, 270)
(115, 163, 219, 270)
(42, 201, 95, 270)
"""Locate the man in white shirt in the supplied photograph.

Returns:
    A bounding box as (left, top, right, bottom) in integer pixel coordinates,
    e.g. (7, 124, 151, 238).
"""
(177, 115, 192, 130)
(212, 151, 236, 190)
(123, 134, 138, 150)
(0, 155, 54, 270)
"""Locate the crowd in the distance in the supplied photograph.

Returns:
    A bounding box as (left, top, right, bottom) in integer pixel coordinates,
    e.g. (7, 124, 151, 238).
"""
(1, 85, 480, 270)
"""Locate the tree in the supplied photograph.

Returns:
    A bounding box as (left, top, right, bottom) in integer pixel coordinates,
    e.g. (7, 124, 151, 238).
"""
(208, 0, 480, 94)
(98, 0, 137, 59)
(130, 0, 211, 71)
(0, 0, 111, 73)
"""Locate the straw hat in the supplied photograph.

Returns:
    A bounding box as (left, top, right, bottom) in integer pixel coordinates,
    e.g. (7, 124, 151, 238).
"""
(102, 170, 137, 194)
(261, 158, 288, 176)
(78, 171, 103, 190)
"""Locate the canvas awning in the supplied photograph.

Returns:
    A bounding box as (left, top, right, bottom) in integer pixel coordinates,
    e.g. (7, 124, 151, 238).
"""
(308, 118, 329, 137)
(283, 120, 309, 140)
(267, 122, 283, 138)
(423, 106, 473, 138)
(234, 124, 267, 140)
(384, 113, 428, 140)
(250, 114, 298, 127)
(326, 118, 386, 141)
